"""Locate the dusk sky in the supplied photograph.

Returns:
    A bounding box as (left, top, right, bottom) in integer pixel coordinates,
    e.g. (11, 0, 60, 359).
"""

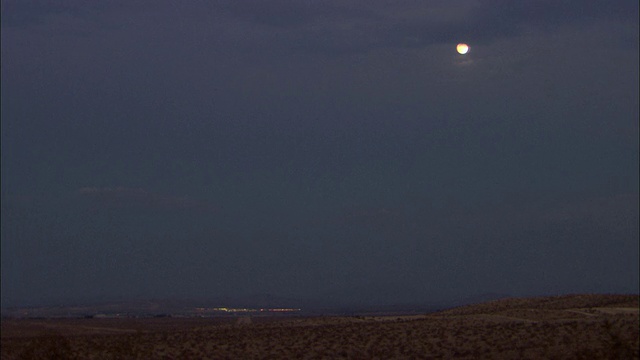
(2, 0, 638, 308)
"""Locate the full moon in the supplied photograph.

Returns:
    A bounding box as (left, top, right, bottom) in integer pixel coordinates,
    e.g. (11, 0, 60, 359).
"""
(456, 43, 469, 55)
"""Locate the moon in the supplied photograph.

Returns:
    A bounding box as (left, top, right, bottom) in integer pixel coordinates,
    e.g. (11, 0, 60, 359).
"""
(456, 43, 469, 55)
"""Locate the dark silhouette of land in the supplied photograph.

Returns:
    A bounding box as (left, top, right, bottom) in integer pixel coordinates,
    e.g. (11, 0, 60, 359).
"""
(2, 294, 638, 359)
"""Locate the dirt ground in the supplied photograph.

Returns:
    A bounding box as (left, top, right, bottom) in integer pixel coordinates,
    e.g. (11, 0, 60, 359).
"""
(2, 294, 638, 359)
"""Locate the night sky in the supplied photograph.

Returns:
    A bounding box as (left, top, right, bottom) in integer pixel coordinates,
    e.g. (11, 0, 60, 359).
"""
(2, 0, 638, 308)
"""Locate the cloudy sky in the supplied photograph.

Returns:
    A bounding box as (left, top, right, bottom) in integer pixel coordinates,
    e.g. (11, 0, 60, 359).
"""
(2, 0, 638, 307)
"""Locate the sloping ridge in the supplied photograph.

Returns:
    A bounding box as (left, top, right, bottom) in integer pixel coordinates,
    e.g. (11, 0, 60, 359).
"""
(434, 294, 639, 317)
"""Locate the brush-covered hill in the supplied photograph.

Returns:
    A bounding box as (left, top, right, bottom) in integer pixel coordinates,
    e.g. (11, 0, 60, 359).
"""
(433, 294, 639, 320)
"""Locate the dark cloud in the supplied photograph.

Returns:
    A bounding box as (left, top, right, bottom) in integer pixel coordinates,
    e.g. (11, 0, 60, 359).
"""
(77, 187, 211, 211)
(0, 0, 116, 27)
(479, 0, 639, 26)
(539, 193, 639, 224)
(3, 0, 637, 54)
(216, 0, 377, 29)
(230, 0, 637, 52)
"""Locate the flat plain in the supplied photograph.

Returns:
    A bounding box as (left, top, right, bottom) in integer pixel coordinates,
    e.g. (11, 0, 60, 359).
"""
(2, 294, 638, 359)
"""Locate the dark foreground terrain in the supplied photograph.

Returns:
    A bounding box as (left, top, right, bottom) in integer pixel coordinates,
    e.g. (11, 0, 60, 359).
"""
(2, 294, 638, 359)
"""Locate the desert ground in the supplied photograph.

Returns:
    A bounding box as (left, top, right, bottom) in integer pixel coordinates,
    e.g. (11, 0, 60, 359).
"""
(1, 294, 638, 359)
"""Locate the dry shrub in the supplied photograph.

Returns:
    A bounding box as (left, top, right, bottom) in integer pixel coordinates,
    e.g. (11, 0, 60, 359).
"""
(17, 332, 77, 360)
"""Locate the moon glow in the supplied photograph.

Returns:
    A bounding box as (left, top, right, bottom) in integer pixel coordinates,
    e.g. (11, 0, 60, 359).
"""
(456, 43, 469, 55)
